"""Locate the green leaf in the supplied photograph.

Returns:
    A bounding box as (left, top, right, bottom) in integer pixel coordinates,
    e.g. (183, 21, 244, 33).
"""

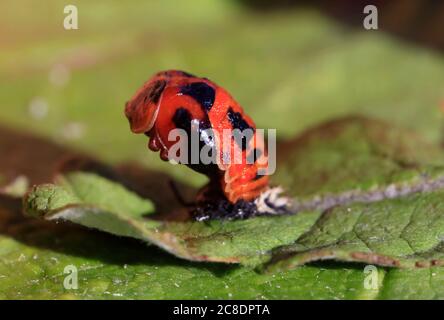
(262, 117, 444, 271)
(378, 268, 444, 299)
(266, 190, 444, 272)
(23, 117, 444, 271)
(7, 195, 444, 299)
(7, 116, 444, 299)
(274, 116, 444, 207)
(0, 196, 372, 299)
(24, 172, 319, 266)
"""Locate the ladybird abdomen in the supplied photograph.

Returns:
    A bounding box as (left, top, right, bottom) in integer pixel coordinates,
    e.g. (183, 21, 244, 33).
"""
(221, 129, 269, 203)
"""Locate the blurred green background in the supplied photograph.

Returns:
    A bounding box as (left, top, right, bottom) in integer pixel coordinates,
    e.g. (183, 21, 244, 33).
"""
(1, 0, 443, 187)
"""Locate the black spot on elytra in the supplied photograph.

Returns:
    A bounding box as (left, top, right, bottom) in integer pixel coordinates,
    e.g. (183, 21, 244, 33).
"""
(179, 82, 215, 111)
(147, 80, 166, 104)
(247, 148, 262, 163)
(171, 108, 218, 177)
(228, 107, 255, 151)
(172, 107, 192, 132)
(227, 107, 253, 131)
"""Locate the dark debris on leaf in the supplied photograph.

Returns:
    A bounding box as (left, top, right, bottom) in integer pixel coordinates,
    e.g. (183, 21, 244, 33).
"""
(192, 199, 260, 221)
(192, 198, 290, 221)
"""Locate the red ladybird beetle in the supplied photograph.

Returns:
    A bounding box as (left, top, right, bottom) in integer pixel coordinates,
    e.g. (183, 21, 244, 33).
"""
(125, 70, 287, 219)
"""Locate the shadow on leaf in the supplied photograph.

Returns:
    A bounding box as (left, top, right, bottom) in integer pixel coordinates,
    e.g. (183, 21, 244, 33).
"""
(0, 124, 235, 277)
